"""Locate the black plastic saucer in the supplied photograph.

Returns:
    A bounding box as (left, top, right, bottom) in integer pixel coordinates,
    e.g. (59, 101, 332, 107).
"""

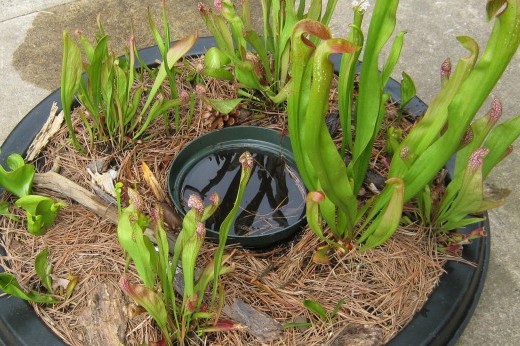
(0, 37, 489, 346)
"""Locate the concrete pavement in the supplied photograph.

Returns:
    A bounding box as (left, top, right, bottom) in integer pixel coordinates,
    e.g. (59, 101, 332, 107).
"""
(1, 0, 519, 344)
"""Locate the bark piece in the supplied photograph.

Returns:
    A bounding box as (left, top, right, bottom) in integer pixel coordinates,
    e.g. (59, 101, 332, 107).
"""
(77, 283, 128, 346)
(327, 324, 384, 346)
(87, 166, 118, 199)
(34, 171, 118, 223)
(33, 171, 178, 250)
(223, 298, 282, 343)
(26, 102, 64, 161)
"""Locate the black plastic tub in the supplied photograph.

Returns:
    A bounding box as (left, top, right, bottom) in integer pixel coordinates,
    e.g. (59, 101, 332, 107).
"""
(167, 126, 307, 249)
(0, 37, 489, 346)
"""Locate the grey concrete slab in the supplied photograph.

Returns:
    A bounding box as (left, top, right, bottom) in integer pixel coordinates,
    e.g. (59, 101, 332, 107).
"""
(0, 0, 519, 345)
(0, 0, 76, 22)
(0, 12, 48, 144)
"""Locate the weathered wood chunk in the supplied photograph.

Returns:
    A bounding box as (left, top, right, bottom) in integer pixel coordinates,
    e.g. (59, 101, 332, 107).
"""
(223, 298, 282, 343)
(77, 283, 128, 346)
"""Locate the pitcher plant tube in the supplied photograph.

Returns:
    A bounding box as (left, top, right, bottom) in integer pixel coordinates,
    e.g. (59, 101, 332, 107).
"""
(198, 0, 340, 103)
(116, 152, 253, 344)
(288, 0, 520, 253)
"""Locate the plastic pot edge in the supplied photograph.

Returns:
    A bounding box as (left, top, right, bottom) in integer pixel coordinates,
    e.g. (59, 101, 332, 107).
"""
(166, 125, 307, 248)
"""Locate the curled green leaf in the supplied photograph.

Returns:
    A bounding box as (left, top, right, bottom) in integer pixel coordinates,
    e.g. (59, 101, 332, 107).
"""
(359, 178, 405, 251)
(486, 0, 508, 20)
(0, 273, 57, 304)
(203, 98, 242, 115)
(400, 71, 416, 109)
(15, 195, 65, 236)
(303, 299, 328, 321)
(65, 275, 78, 300)
(35, 248, 54, 294)
(0, 153, 35, 197)
(119, 275, 169, 343)
(116, 191, 157, 288)
(204, 47, 231, 69)
(61, 31, 83, 151)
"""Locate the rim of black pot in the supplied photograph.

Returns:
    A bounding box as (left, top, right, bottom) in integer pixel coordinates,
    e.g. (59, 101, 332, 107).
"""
(0, 37, 489, 346)
(166, 126, 307, 249)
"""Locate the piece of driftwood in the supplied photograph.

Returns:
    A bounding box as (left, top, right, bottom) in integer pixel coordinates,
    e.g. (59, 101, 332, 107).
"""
(34, 171, 119, 223)
(223, 298, 282, 343)
(26, 102, 64, 161)
(77, 283, 128, 346)
(33, 171, 178, 249)
(87, 167, 118, 198)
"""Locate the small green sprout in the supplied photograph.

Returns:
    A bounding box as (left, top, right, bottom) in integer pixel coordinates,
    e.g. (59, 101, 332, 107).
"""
(303, 298, 346, 322)
(15, 195, 66, 236)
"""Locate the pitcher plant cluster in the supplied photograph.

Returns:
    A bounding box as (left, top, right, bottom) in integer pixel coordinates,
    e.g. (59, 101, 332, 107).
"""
(0, 153, 74, 303)
(115, 152, 253, 344)
(198, 0, 340, 102)
(287, 0, 520, 254)
(61, 10, 199, 151)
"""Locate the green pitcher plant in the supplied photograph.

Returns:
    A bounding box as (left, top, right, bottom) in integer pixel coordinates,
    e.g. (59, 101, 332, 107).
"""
(288, 0, 520, 252)
(0, 152, 35, 198)
(147, 0, 182, 131)
(1, 152, 64, 236)
(198, 0, 339, 102)
(116, 152, 253, 344)
(15, 195, 66, 236)
(61, 19, 197, 150)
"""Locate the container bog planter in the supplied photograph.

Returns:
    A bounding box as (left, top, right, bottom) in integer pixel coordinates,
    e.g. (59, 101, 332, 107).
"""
(0, 37, 489, 345)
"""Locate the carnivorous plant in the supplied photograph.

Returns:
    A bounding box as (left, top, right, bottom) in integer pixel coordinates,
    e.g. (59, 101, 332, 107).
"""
(289, 0, 520, 252)
(1, 152, 64, 236)
(61, 19, 197, 150)
(198, 0, 340, 102)
(116, 152, 253, 344)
